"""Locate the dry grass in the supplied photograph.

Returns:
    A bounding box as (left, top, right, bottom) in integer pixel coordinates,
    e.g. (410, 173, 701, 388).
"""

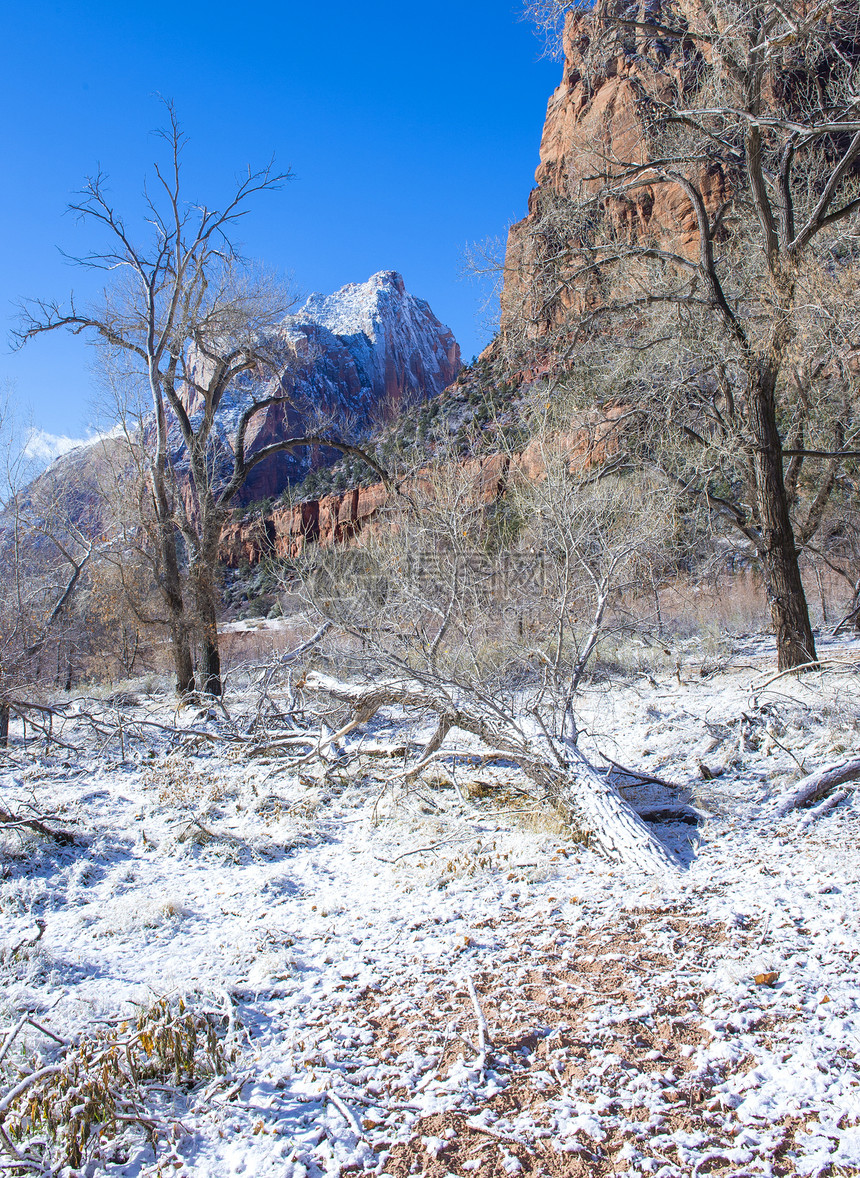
(142, 754, 229, 809)
(218, 621, 314, 674)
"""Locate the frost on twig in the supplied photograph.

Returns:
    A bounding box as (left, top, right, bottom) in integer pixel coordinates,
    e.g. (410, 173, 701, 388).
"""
(0, 997, 231, 1174)
(0, 805, 77, 845)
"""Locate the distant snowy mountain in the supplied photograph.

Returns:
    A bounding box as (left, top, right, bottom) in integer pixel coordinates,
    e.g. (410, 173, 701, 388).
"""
(186, 270, 461, 500)
(298, 270, 460, 409)
(12, 272, 461, 529)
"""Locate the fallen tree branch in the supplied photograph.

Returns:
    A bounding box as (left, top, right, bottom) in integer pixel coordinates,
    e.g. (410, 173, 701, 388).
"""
(604, 758, 681, 790)
(0, 1017, 29, 1068)
(463, 974, 493, 1058)
(0, 1066, 61, 1117)
(0, 1011, 66, 1065)
(773, 757, 860, 816)
(749, 661, 828, 703)
(5, 922, 46, 961)
(798, 788, 851, 829)
(375, 835, 475, 864)
(278, 620, 332, 664)
(247, 735, 318, 757)
(299, 672, 679, 875)
(0, 807, 77, 845)
(326, 1089, 367, 1141)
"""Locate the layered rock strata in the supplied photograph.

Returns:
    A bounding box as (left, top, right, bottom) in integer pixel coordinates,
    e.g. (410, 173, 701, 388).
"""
(218, 420, 625, 567)
(502, 2, 730, 334)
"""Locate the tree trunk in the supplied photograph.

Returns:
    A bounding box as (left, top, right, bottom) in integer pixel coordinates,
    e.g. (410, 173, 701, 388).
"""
(198, 600, 222, 697)
(749, 380, 817, 671)
(148, 393, 196, 698)
(170, 619, 196, 697)
(160, 529, 194, 696)
(153, 495, 195, 696)
(557, 744, 680, 874)
(192, 544, 223, 697)
(0, 702, 9, 748)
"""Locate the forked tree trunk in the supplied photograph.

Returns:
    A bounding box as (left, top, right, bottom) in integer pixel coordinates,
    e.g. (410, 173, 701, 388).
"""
(749, 379, 817, 671)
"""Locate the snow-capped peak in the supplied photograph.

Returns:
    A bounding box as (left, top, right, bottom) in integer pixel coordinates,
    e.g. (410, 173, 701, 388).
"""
(286, 270, 461, 404)
(299, 270, 409, 340)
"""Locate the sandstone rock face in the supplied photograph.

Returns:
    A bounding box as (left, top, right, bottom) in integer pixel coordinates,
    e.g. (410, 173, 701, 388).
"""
(192, 271, 461, 502)
(219, 482, 394, 566)
(502, 3, 730, 329)
(218, 436, 621, 568)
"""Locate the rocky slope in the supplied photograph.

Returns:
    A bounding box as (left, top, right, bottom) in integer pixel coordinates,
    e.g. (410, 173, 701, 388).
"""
(11, 272, 460, 538)
(218, 414, 625, 567)
(219, 458, 507, 566)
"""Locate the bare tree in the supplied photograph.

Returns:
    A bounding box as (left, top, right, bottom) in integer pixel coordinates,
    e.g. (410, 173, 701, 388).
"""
(0, 402, 97, 739)
(13, 103, 291, 693)
(14, 102, 390, 697)
(514, 0, 860, 670)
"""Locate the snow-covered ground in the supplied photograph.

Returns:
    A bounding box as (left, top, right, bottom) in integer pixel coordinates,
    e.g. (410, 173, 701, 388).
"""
(1, 636, 859, 1177)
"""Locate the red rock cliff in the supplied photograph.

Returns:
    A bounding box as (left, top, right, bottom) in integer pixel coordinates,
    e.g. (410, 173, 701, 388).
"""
(502, 3, 730, 333)
(218, 421, 626, 568)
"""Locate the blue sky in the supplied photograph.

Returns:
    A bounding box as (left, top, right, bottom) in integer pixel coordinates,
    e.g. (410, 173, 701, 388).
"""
(2, 1, 560, 442)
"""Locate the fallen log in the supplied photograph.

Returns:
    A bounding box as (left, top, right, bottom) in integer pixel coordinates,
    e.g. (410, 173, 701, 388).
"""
(299, 671, 679, 875)
(773, 757, 860, 817)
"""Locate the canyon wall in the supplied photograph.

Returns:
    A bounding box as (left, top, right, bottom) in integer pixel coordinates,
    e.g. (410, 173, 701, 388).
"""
(502, 2, 730, 334)
(217, 420, 625, 567)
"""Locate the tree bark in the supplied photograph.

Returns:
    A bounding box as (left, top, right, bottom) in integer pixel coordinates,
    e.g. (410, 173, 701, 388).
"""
(190, 525, 224, 697)
(163, 554, 195, 697)
(748, 378, 817, 671)
(152, 465, 195, 696)
(187, 518, 225, 697)
(0, 703, 9, 748)
(170, 618, 196, 698)
(196, 593, 222, 697)
(557, 743, 680, 874)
